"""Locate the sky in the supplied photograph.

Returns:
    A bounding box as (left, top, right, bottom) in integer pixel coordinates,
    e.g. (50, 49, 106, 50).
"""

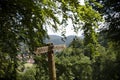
(47, 19, 83, 36)
(47, 0, 84, 36)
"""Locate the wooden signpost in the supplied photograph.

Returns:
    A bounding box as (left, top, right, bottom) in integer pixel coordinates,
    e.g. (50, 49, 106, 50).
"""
(34, 43, 66, 80)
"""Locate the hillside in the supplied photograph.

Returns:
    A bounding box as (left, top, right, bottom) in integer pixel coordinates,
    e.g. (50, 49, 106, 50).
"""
(44, 35, 80, 46)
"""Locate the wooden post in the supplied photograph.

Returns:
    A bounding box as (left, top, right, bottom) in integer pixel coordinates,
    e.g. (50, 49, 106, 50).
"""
(48, 43, 56, 80)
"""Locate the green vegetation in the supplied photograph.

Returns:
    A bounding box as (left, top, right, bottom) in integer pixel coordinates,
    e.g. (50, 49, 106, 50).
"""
(0, 0, 120, 80)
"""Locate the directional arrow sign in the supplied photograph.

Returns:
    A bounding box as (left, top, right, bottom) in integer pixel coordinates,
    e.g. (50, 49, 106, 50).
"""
(34, 44, 66, 54)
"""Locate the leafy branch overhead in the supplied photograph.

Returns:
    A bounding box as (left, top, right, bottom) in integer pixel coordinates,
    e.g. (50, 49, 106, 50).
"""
(0, 0, 102, 51)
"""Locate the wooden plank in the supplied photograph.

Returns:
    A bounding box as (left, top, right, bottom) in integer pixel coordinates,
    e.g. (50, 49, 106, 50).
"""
(53, 44, 66, 51)
(54, 44, 66, 50)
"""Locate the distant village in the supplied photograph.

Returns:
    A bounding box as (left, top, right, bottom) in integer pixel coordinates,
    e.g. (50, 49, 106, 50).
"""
(17, 54, 34, 64)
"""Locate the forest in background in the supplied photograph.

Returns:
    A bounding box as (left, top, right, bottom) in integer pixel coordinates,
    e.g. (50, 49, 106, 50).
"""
(0, 0, 120, 80)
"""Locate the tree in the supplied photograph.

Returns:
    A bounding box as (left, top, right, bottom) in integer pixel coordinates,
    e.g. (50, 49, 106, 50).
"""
(101, 0, 120, 43)
(55, 47, 92, 80)
(0, 0, 59, 79)
(69, 36, 84, 49)
(99, 1, 120, 79)
(0, 0, 60, 52)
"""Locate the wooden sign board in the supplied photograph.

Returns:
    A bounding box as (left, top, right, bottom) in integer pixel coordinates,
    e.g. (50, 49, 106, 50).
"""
(35, 44, 66, 54)
(35, 46, 48, 54)
(53, 44, 66, 51)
